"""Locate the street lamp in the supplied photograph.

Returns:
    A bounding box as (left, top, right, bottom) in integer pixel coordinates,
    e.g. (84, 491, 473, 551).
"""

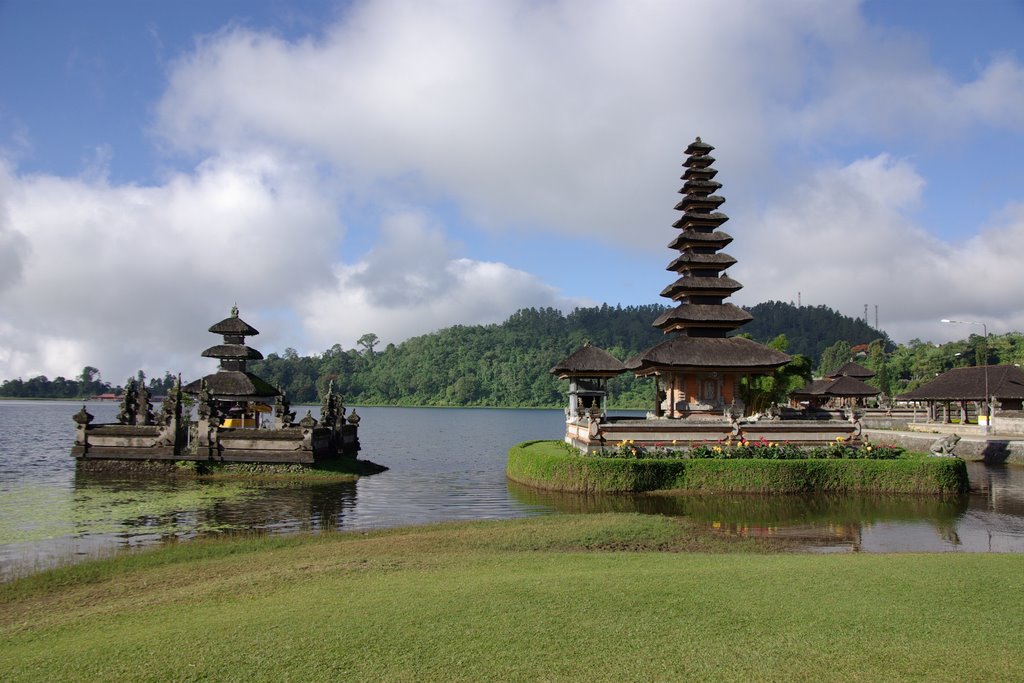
(941, 319, 990, 431)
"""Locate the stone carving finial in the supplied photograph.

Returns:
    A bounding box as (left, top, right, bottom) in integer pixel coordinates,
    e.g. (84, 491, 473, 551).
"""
(299, 410, 318, 429)
(231, 304, 239, 318)
(73, 405, 94, 425)
(347, 409, 361, 425)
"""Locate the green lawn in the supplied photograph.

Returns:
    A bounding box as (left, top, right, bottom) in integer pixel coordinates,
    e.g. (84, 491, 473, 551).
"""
(2, 514, 1022, 681)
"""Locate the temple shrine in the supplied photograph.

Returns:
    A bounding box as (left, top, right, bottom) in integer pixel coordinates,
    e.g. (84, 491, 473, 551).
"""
(555, 137, 862, 452)
(71, 307, 362, 464)
(184, 305, 280, 427)
(626, 138, 790, 417)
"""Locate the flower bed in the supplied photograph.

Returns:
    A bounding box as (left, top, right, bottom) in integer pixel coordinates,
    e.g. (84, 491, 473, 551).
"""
(609, 437, 904, 461)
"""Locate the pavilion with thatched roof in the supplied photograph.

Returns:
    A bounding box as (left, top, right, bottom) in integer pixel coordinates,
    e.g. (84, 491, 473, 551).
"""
(551, 343, 626, 420)
(898, 365, 1024, 426)
(791, 361, 880, 409)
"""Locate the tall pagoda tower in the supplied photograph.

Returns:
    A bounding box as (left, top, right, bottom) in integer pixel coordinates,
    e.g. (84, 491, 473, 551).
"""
(626, 138, 790, 417)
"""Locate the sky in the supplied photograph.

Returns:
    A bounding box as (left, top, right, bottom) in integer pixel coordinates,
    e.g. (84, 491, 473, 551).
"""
(1, 0, 1023, 385)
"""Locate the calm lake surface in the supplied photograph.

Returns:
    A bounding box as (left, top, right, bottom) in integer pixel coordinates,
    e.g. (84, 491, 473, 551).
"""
(3, 400, 1024, 578)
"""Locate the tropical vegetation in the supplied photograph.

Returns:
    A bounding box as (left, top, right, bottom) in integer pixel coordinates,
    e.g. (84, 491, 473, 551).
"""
(3, 300, 1017, 407)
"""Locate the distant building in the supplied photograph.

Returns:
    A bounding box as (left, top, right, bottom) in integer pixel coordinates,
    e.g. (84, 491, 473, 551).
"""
(899, 365, 1024, 425)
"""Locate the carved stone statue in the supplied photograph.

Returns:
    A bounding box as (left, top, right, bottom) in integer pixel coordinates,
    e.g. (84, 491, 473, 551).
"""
(930, 433, 961, 457)
(274, 390, 295, 428)
(116, 378, 138, 425)
(136, 382, 155, 426)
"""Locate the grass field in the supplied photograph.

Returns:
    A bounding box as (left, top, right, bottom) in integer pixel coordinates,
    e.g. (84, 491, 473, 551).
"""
(2, 513, 1022, 681)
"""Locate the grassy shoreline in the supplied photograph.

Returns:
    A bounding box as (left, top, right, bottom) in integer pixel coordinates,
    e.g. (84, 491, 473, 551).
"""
(2, 514, 1023, 681)
(507, 440, 969, 494)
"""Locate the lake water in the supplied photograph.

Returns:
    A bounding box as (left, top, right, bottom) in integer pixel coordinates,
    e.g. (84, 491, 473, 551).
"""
(3, 400, 1024, 578)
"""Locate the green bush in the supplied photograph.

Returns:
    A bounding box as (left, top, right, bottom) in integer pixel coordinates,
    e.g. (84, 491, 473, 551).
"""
(507, 441, 968, 495)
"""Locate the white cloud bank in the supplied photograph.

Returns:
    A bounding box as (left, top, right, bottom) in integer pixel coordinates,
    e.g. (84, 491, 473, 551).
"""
(0, 153, 340, 381)
(4, 0, 1024, 382)
(300, 211, 587, 350)
(155, 0, 1024, 243)
(738, 155, 1024, 342)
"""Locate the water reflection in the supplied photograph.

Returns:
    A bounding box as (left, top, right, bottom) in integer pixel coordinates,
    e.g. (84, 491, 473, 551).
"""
(507, 480, 1016, 553)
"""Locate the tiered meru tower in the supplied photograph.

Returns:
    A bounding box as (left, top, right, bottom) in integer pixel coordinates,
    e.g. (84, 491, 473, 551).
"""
(626, 138, 790, 417)
(184, 306, 280, 426)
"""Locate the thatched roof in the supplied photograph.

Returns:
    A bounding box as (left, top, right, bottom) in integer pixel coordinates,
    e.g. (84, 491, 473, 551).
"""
(184, 371, 280, 399)
(828, 361, 875, 379)
(668, 230, 732, 250)
(898, 365, 1024, 401)
(665, 252, 737, 271)
(791, 378, 834, 397)
(201, 344, 264, 361)
(209, 310, 259, 336)
(652, 303, 753, 329)
(626, 336, 791, 373)
(685, 138, 714, 155)
(681, 179, 722, 194)
(672, 211, 728, 229)
(675, 195, 725, 211)
(792, 376, 879, 399)
(551, 344, 627, 378)
(660, 276, 743, 299)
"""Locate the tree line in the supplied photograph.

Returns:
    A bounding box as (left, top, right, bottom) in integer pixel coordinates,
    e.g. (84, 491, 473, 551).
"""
(3, 301, 1016, 407)
(0, 368, 177, 400)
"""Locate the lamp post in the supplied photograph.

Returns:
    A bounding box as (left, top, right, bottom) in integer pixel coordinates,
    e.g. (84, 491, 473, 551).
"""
(941, 319, 990, 432)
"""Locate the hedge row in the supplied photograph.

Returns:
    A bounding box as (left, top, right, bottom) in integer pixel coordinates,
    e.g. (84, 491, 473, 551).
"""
(506, 441, 969, 495)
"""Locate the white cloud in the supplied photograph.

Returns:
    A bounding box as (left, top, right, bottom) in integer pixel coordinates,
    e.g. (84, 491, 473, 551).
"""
(0, 153, 341, 382)
(5, 0, 1024, 385)
(300, 209, 588, 350)
(154, 0, 1024, 248)
(738, 155, 1024, 343)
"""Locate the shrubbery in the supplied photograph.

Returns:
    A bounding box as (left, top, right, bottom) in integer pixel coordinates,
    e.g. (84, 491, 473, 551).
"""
(606, 437, 904, 461)
(507, 441, 968, 495)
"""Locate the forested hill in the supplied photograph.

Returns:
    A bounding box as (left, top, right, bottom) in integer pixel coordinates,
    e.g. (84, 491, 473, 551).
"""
(245, 301, 890, 407)
(742, 301, 891, 360)
(0, 301, 891, 405)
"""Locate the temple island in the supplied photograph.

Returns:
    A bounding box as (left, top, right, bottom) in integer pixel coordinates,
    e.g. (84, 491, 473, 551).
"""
(71, 307, 364, 466)
(554, 138, 864, 453)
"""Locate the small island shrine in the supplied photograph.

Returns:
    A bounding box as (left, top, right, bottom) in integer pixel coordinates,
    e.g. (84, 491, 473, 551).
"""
(71, 306, 362, 464)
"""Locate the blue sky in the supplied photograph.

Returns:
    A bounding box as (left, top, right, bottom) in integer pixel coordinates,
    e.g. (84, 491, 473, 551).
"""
(1, 0, 1023, 383)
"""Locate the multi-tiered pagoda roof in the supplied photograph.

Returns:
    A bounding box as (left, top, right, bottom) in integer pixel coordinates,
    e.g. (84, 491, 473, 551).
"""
(184, 306, 280, 400)
(627, 138, 789, 373)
